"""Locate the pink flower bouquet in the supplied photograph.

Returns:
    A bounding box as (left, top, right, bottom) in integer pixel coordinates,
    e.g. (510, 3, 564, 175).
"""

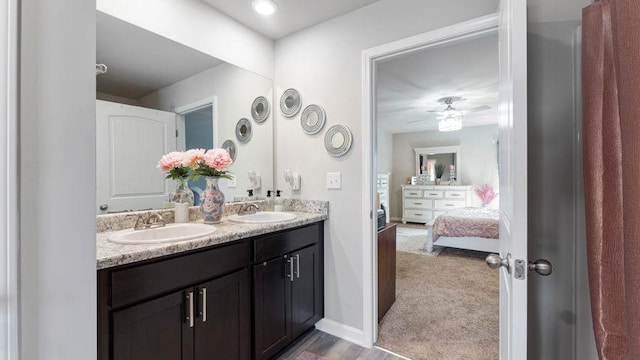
(157, 151, 192, 180)
(474, 184, 498, 206)
(191, 148, 234, 180)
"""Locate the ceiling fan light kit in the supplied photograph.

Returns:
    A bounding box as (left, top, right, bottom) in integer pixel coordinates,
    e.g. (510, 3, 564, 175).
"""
(251, 0, 278, 16)
(438, 117, 463, 132)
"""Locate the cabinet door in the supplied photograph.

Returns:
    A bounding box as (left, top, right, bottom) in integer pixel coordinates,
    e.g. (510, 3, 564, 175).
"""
(290, 244, 323, 339)
(112, 290, 191, 360)
(194, 268, 250, 360)
(253, 256, 291, 360)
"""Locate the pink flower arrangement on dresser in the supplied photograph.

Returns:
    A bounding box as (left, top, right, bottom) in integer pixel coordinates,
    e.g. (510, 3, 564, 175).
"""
(474, 184, 498, 206)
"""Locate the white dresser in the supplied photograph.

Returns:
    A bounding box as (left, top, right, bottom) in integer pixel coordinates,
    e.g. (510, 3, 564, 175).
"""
(377, 173, 391, 222)
(401, 185, 472, 224)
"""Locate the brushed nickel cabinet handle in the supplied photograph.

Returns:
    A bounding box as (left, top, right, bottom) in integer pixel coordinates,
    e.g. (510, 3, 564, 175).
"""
(186, 291, 194, 328)
(199, 288, 207, 323)
(296, 254, 300, 279)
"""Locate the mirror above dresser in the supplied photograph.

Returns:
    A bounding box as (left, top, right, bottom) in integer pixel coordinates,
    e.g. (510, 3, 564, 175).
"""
(414, 146, 461, 184)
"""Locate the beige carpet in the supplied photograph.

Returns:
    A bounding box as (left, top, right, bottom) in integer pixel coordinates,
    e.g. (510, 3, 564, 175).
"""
(376, 248, 499, 360)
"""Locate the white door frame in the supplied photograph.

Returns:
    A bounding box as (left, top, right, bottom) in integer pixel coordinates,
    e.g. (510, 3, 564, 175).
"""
(173, 96, 219, 151)
(360, 13, 499, 346)
(1, 0, 20, 357)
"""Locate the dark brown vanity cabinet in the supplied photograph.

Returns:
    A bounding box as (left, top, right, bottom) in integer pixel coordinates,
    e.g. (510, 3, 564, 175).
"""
(98, 222, 323, 360)
(253, 224, 324, 360)
(98, 239, 252, 360)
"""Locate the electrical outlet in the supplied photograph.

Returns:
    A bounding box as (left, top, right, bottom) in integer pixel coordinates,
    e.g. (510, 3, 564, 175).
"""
(326, 172, 341, 190)
(227, 176, 237, 188)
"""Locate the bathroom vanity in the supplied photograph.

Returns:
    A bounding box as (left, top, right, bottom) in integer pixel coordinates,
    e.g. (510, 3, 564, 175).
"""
(96, 205, 326, 360)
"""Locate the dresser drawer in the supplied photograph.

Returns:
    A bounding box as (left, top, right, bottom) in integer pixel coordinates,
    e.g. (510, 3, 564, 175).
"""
(404, 189, 423, 198)
(405, 199, 431, 209)
(444, 191, 466, 199)
(404, 210, 433, 221)
(424, 190, 444, 199)
(434, 199, 466, 209)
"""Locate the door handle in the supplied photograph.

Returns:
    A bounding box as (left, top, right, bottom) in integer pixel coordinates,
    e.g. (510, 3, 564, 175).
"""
(529, 259, 553, 276)
(295, 254, 300, 279)
(199, 287, 207, 323)
(186, 291, 194, 328)
(485, 253, 511, 273)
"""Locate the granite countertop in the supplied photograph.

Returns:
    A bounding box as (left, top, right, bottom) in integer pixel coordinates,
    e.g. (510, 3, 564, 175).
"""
(96, 211, 327, 270)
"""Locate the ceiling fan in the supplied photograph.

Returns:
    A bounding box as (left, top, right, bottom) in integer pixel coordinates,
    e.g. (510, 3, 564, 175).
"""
(407, 96, 491, 130)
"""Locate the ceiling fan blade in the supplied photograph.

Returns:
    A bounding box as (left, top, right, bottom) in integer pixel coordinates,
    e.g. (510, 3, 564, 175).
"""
(466, 105, 491, 113)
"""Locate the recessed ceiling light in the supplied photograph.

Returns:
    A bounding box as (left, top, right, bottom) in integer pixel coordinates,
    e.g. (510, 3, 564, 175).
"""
(252, 0, 278, 16)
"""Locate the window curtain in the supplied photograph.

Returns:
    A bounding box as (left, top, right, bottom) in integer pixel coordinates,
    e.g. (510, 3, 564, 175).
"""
(582, 0, 640, 359)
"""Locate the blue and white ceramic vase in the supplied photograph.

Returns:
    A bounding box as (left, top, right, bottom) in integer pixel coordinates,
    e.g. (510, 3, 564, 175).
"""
(200, 177, 225, 223)
(169, 178, 194, 206)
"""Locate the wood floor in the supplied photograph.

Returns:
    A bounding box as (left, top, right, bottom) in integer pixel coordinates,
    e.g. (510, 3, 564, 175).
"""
(277, 329, 406, 360)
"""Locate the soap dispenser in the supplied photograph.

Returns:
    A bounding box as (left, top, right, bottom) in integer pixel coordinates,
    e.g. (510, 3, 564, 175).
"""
(265, 190, 274, 211)
(274, 190, 283, 212)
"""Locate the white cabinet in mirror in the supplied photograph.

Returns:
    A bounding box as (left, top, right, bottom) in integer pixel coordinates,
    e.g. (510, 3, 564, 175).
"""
(96, 11, 273, 214)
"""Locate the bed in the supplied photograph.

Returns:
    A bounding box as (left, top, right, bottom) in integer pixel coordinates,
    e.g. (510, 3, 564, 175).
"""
(426, 207, 499, 253)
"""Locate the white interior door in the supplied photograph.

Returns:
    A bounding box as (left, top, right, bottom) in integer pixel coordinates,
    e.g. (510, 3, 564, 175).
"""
(497, 0, 528, 358)
(96, 100, 176, 213)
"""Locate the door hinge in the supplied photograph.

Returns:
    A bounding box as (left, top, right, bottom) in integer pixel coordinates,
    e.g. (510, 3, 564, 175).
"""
(370, 210, 373, 219)
(175, 129, 179, 137)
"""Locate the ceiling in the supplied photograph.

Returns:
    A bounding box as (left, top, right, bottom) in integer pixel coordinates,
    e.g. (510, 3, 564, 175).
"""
(376, 33, 499, 134)
(96, 12, 224, 100)
(201, 0, 380, 40)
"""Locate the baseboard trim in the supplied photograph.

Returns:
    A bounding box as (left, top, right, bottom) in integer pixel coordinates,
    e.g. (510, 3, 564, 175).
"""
(315, 318, 368, 347)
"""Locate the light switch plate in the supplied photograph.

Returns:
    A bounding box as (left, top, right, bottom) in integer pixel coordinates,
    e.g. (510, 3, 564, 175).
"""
(227, 176, 237, 188)
(326, 172, 341, 190)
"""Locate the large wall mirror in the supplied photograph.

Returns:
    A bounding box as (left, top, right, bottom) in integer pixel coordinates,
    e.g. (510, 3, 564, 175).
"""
(96, 11, 273, 214)
(415, 146, 461, 183)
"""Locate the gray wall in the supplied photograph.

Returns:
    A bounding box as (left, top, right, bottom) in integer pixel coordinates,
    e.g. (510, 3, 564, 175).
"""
(274, 0, 499, 333)
(20, 0, 97, 358)
(526, 2, 597, 357)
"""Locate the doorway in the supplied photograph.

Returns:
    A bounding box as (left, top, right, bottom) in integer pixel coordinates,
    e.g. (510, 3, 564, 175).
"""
(361, 14, 500, 359)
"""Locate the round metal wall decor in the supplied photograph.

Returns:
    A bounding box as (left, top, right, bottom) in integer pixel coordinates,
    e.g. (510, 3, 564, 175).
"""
(251, 96, 270, 123)
(221, 139, 237, 161)
(279, 88, 302, 117)
(235, 118, 252, 143)
(324, 124, 353, 157)
(300, 104, 326, 135)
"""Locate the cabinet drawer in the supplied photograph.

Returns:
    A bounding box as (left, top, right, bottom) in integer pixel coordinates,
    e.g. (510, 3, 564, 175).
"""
(405, 199, 431, 209)
(434, 199, 466, 210)
(424, 190, 444, 199)
(404, 210, 433, 221)
(254, 223, 323, 263)
(445, 191, 466, 199)
(404, 190, 423, 198)
(110, 240, 251, 309)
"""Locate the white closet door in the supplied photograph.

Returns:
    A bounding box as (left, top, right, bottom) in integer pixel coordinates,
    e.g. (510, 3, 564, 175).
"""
(96, 100, 176, 213)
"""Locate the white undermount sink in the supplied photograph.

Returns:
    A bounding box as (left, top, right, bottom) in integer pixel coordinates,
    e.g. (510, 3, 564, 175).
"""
(108, 223, 216, 245)
(228, 211, 297, 224)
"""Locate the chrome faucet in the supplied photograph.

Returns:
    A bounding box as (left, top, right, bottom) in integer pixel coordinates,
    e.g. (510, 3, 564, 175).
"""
(134, 213, 166, 230)
(238, 203, 260, 216)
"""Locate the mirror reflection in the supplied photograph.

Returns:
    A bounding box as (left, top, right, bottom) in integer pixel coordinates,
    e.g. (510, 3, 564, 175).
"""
(96, 11, 273, 214)
(332, 133, 345, 148)
(415, 146, 461, 183)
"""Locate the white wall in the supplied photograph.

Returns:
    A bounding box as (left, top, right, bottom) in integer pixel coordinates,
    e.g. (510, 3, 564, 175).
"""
(274, 0, 498, 335)
(376, 130, 393, 174)
(20, 0, 96, 358)
(96, 0, 275, 78)
(389, 125, 498, 218)
(139, 62, 274, 199)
